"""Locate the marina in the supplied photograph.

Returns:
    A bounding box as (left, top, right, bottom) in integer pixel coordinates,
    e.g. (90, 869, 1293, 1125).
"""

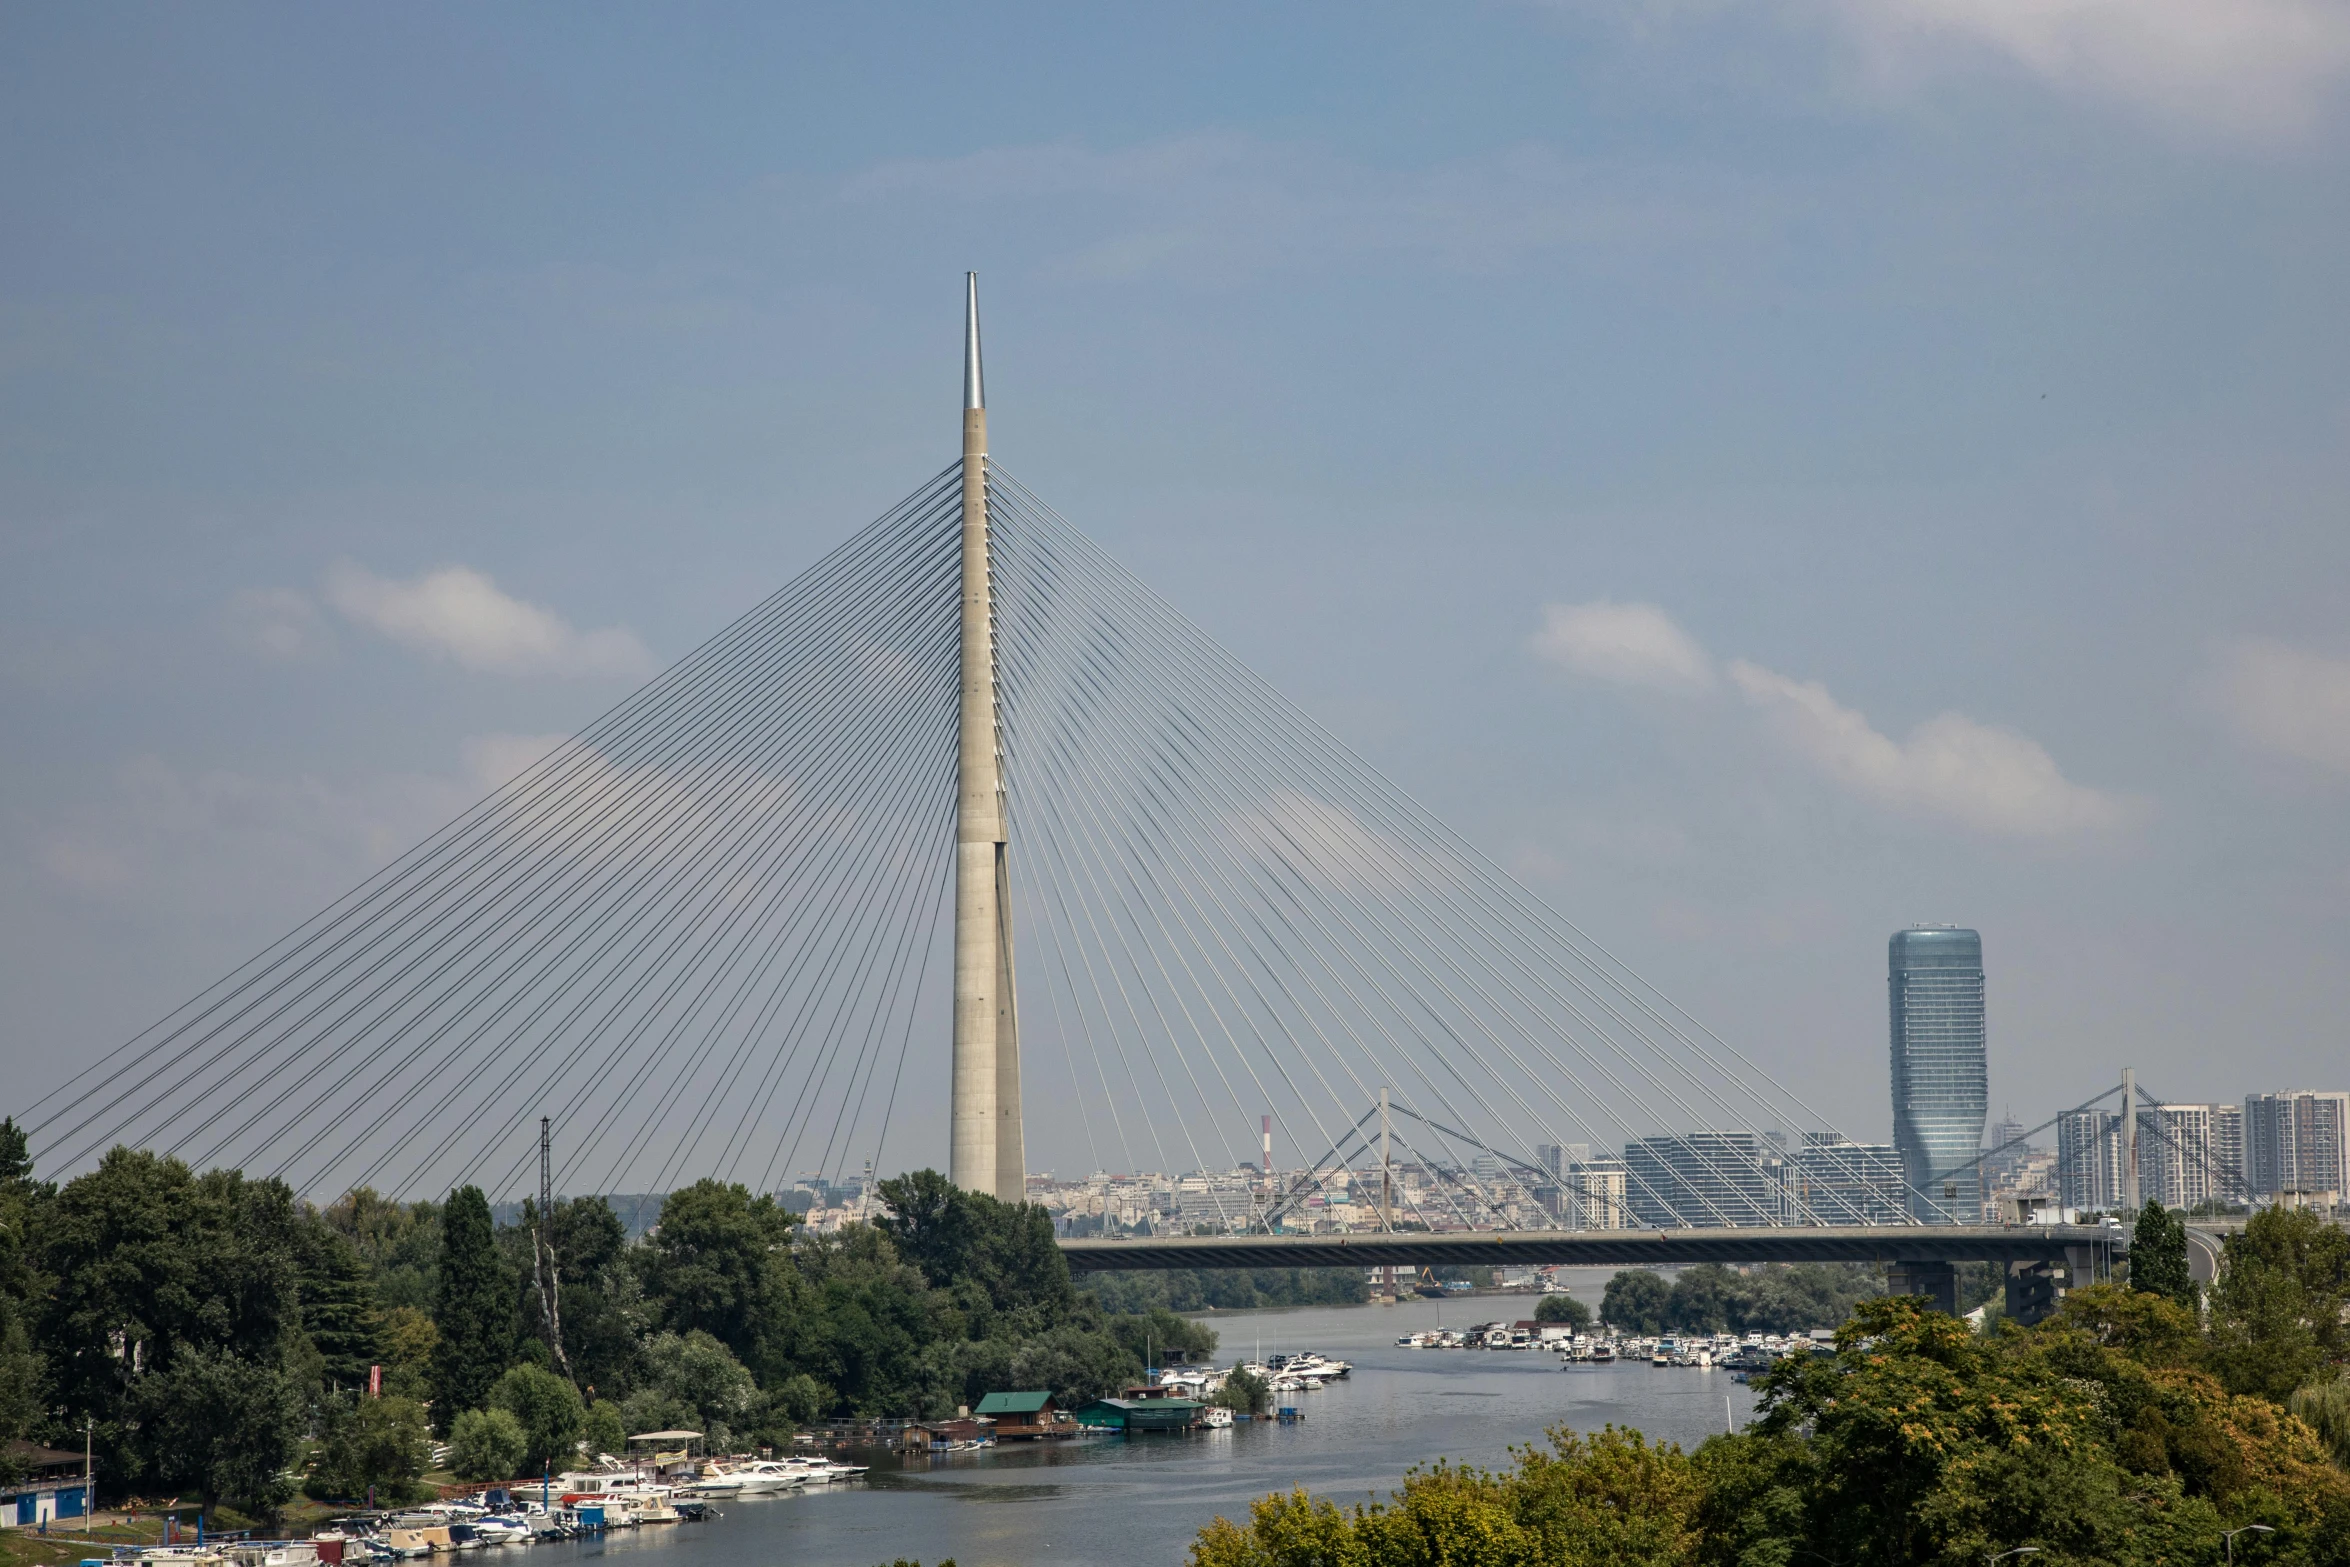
(74, 1302, 1765, 1567)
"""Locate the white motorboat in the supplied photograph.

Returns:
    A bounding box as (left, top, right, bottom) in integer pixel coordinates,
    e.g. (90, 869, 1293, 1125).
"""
(1201, 1404, 1234, 1428)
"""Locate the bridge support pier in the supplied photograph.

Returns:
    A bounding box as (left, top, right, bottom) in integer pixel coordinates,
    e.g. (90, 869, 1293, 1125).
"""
(2005, 1260, 2060, 1326)
(1886, 1259, 1959, 1317)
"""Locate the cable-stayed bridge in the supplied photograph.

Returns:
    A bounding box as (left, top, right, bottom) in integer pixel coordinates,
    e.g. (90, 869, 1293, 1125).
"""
(25, 279, 2115, 1314)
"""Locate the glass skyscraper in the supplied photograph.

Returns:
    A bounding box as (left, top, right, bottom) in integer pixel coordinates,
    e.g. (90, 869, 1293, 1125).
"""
(1889, 926, 1988, 1222)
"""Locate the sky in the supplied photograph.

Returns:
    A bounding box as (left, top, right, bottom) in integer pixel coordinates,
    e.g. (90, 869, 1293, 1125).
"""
(5, 1, 2349, 1179)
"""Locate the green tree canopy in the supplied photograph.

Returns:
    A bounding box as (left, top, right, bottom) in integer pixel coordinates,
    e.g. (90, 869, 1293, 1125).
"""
(2130, 1199, 2197, 1310)
(1535, 1293, 1593, 1330)
(295, 1212, 382, 1392)
(307, 1394, 431, 1505)
(489, 1364, 586, 1474)
(40, 1151, 306, 1494)
(448, 1406, 527, 1482)
(1194, 1425, 1700, 1567)
(429, 1185, 515, 1435)
(641, 1329, 757, 1432)
(1603, 1269, 1670, 1333)
(580, 1400, 626, 1459)
(875, 1170, 1073, 1333)
(640, 1179, 798, 1370)
(2209, 1206, 2350, 1400)
(127, 1345, 301, 1522)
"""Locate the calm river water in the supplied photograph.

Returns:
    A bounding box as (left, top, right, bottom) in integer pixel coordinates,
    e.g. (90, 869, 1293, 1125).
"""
(548, 1294, 1759, 1567)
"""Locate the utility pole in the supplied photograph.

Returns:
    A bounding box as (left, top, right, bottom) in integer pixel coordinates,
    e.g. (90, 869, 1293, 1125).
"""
(950, 272, 1025, 1203)
(536, 1118, 571, 1378)
(2120, 1068, 2139, 1212)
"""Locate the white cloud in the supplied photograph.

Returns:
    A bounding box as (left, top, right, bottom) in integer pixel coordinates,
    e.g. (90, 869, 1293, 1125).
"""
(223, 587, 332, 660)
(1727, 659, 2136, 836)
(1807, 0, 2350, 138)
(462, 732, 578, 793)
(2205, 638, 2350, 774)
(324, 562, 653, 679)
(1529, 600, 1717, 691)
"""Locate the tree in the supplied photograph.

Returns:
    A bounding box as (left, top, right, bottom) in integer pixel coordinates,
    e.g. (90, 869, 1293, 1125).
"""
(0, 1119, 50, 1457)
(1103, 1304, 1217, 1368)
(429, 1186, 515, 1435)
(1535, 1293, 1592, 1331)
(2210, 1206, 2350, 1401)
(641, 1329, 757, 1433)
(875, 1170, 1075, 1337)
(2130, 1199, 2196, 1310)
(639, 1180, 797, 1369)
(1603, 1270, 1670, 1333)
(489, 1364, 586, 1474)
(580, 1400, 626, 1460)
(295, 1214, 382, 1392)
(545, 1197, 641, 1398)
(1210, 1365, 1272, 1416)
(618, 1388, 700, 1439)
(127, 1345, 301, 1522)
(2290, 1379, 2350, 1469)
(1665, 1264, 1742, 1333)
(1006, 1325, 1139, 1406)
(322, 1189, 442, 1312)
(1193, 1425, 1700, 1567)
(40, 1151, 305, 1495)
(307, 1394, 431, 1504)
(379, 1305, 438, 1400)
(448, 1406, 527, 1482)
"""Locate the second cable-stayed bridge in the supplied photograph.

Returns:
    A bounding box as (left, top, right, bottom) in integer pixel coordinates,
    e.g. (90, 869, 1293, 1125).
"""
(22, 279, 2126, 1320)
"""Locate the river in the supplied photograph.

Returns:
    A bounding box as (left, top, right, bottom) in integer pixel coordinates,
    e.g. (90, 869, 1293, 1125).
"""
(547, 1294, 1761, 1567)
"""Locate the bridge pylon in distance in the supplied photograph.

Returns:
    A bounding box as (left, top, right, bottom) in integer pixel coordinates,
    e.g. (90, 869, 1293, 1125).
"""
(951, 273, 1024, 1202)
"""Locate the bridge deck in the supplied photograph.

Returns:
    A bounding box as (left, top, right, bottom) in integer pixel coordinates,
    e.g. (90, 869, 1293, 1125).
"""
(1059, 1224, 2122, 1272)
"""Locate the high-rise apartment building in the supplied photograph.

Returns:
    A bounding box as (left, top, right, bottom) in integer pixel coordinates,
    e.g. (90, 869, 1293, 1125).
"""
(1789, 1132, 1907, 1224)
(1623, 1133, 1783, 1227)
(1889, 927, 1989, 1221)
(1561, 1157, 1628, 1230)
(2244, 1091, 2349, 1206)
(2057, 1108, 2122, 1213)
(2138, 1103, 2245, 1211)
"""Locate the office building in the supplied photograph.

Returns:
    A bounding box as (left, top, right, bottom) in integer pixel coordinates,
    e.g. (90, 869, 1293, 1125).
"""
(1624, 1133, 1783, 1227)
(2244, 1091, 2349, 1207)
(1889, 927, 1989, 1221)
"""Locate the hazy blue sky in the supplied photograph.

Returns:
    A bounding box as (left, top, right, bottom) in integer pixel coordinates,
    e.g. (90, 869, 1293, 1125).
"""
(6, 2, 2348, 1172)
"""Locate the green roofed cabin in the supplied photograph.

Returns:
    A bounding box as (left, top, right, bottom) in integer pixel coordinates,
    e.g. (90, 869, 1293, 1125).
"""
(973, 1390, 1074, 1440)
(1074, 1396, 1205, 1433)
